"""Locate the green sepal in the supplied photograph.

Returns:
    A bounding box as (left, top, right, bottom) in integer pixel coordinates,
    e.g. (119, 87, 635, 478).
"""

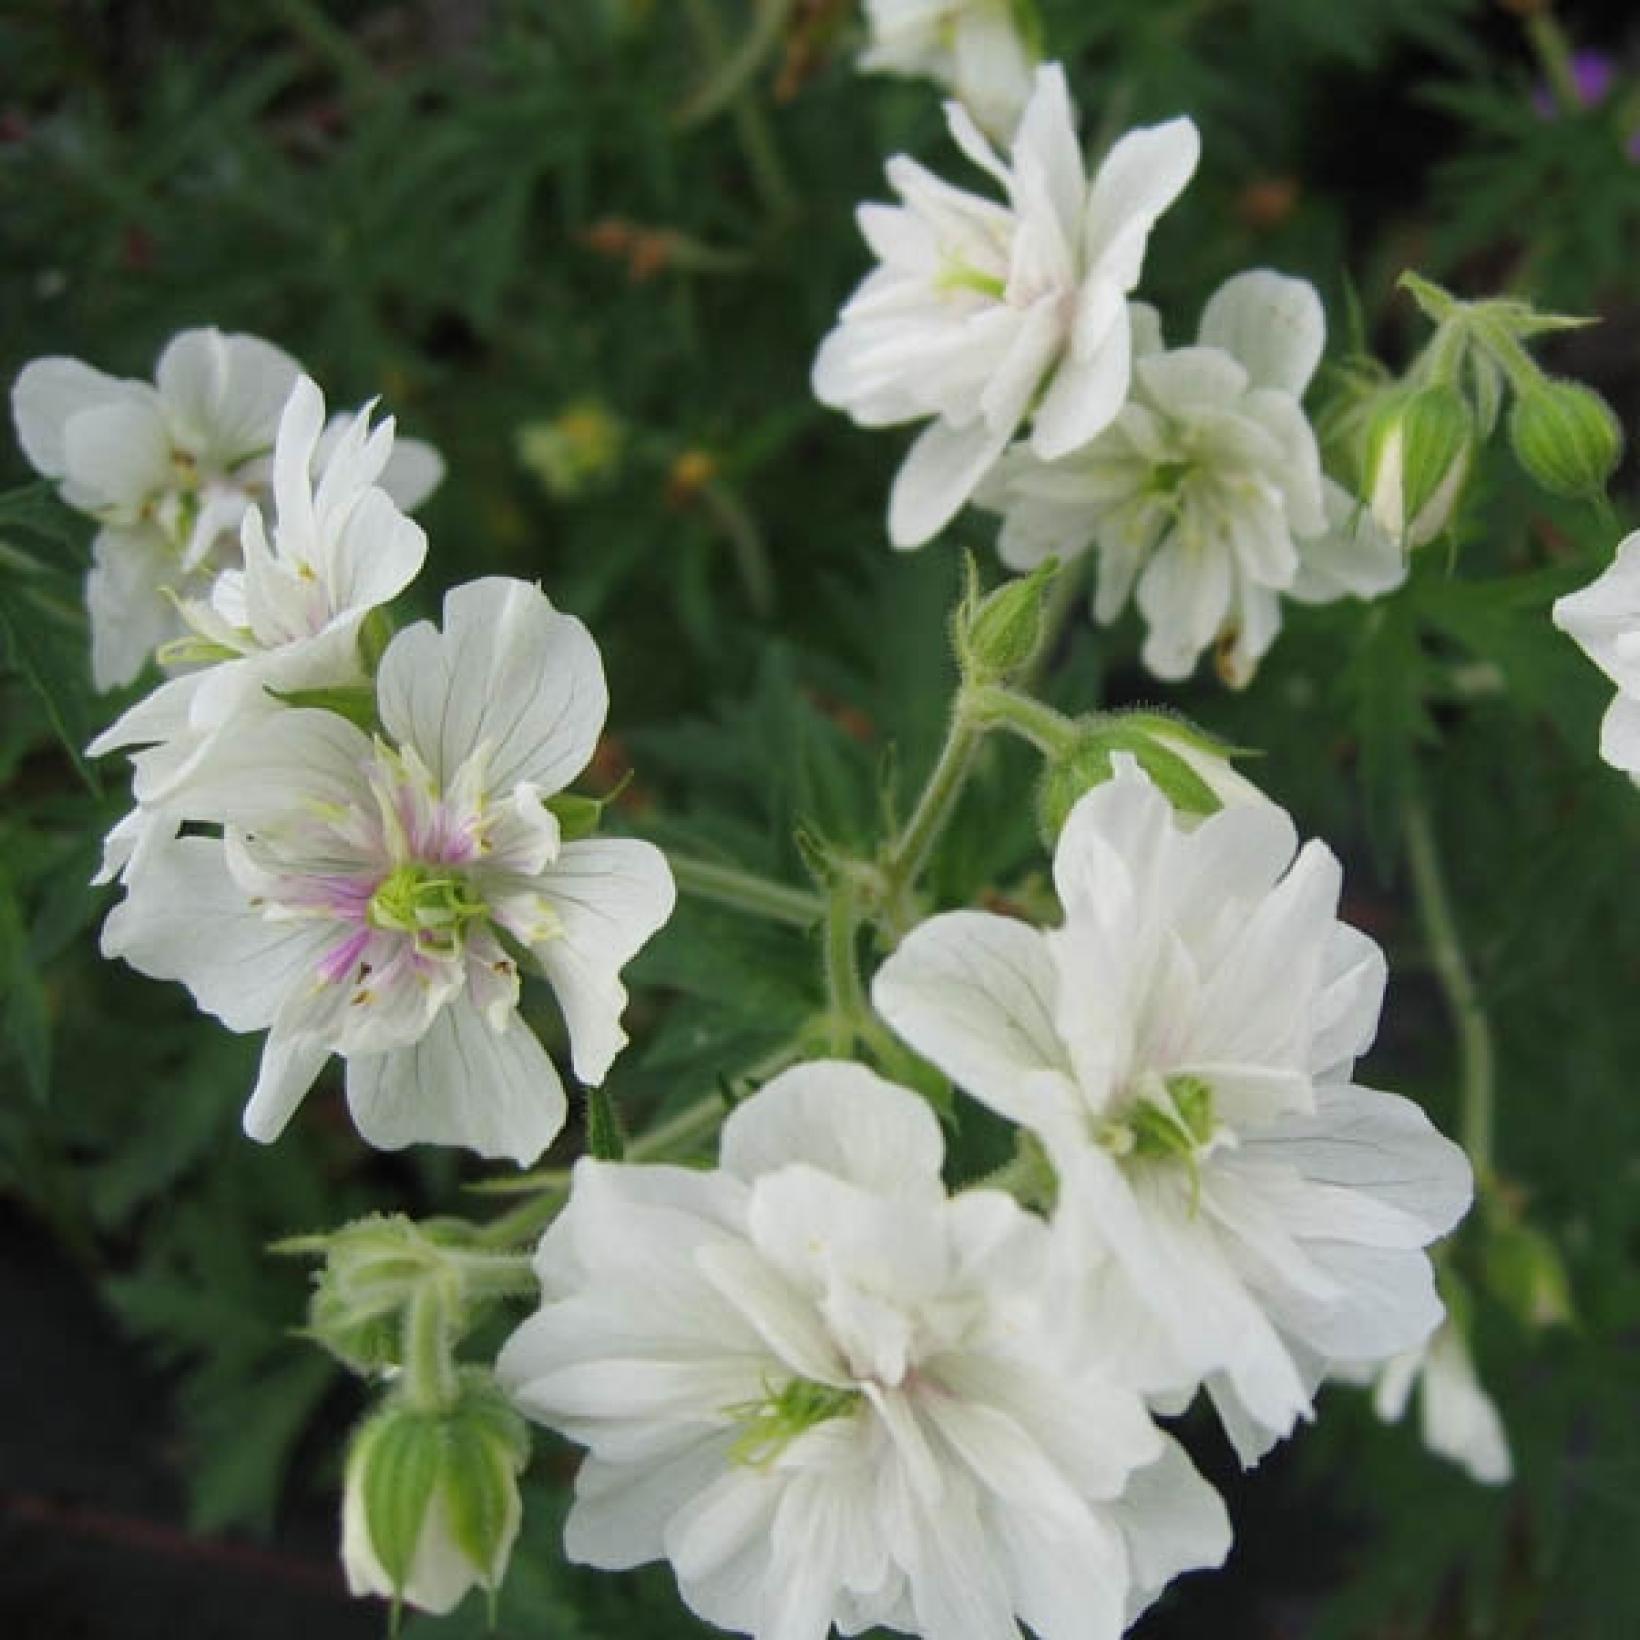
(264, 681, 380, 733)
(954, 554, 1060, 684)
(547, 789, 612, 842)
(1508, 378, 1623, 500)
(356, 1408, 442, 1591)
(440, 1390, 528, 1583)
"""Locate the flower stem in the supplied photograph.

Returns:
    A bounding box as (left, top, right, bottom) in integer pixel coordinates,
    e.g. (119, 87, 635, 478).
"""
(1520, 5, 1583, 116)
(669, 852, 825, 928)
(823, 880, 867, 1055)
(1403, 797, 1496, 1187)
(401, 1283, 458, 1411)
(964, 684, 1081, 758)
(878, 707, 985, 930)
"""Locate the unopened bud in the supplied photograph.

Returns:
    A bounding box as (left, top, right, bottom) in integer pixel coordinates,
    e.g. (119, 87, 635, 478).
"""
(1508, 378, 1622, 499)
(341, 1379, 529, 1617)
(1037, 712, 1265, 838)
(955, 556, 1059, 683)
(1366, 385, 1475, 548)
(1483, 1218, 1575, 1331)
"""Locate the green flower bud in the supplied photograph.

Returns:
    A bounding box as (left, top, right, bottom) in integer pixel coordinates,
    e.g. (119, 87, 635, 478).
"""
(1483, 1218, 1575, 1331)
(955, 556, 1059, 683)
(1366, 385, 1475, 548)
(342, 1379, 529, 1617)
(1508, 378, 1622, 500)
(286, 1215, 526, 1378)
(1037, 712, 1266, 839)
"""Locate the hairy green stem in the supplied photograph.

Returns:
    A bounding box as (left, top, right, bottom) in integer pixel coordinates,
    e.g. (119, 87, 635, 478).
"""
(880, 708, 984, 921)
(402, 1283, 458, 1411)
(1403, 797, 1496, 1186)
(823, 881, 868, 1055)
(964, 684, 1081, 758)
(670, 853, 825, 928)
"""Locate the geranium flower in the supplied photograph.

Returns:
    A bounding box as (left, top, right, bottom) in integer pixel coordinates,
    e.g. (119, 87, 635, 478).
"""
(102, 576, 674, 1164)
(978, 271, 1404, 685)
(499, 1060, 1229, 1640)
(10, 329, 440, 687)
(813, 64, 1198, 549)
(860, 0, 1038, 142)
(874, 759, 1472, 1463)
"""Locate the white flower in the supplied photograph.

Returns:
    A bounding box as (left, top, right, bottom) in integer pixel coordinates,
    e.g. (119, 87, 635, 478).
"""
(10, 329, 442, 688)
(979, 272, 1405, 686)
(1343, 1319, 1513, 1486)
(100, 576, 675, 1164)
(861, 0, 1039, 143)
(813, 64, 1199, 549)
(88, 373, 431, 863)
(1552, 530, 1640, 779)
(498, 1060, 1230, 1640)
(873, 758, 1472, 1464)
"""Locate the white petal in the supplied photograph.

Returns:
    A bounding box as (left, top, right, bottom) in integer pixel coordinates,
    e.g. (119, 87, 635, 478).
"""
(888, 417, 1016, 549)
(101, 835, 330, 1032)
(345, 1001, 568, 1163)
(1115, 1438, 1232, 1620)
(1084, 117, 1201, 271)
(243, 1029, 331, 1142)
(872, 909, 1075, 1127)
(1197, 270, 1325, 395)
(1421, 1327, 1513, 1485)
(155, 705, 373, 826)
(1241, 1083, 1472, 1240)
(719, 1060, 946, 1197)
(12, 357, 151, 477)
(85, 527, 181, 691)
(377, 577, 609, 795)
(61, 399, 171, 513)
(378, 434, 445, 510)
(563, 1436, 739, 1570)
(156, 328, 301, 464)
(532, 838, 674, 1085)
(1029, 315, 1131, 460)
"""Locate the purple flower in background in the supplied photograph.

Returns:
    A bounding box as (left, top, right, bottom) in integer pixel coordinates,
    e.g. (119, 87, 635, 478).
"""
(1530, 47, 1640, 161)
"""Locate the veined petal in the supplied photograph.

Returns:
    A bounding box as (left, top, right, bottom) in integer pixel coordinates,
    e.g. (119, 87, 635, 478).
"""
(1197, 270, 1325, 396)
(101, 835, 331, 1032)
(377, 577, 609, 796)
(344, 1000, 568, 1164)
(872, 909, 1076, 1127)
(156, 328, 300, 465)
(719, 1060, 945, 1198)
(534, 838, 675, 1085)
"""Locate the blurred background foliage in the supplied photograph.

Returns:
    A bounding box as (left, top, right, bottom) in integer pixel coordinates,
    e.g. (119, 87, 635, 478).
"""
(1, 0, 1638, 1635)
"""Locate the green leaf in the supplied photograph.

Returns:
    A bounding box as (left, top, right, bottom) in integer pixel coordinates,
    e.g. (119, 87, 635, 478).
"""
(0, 566, 99, 792)
(584, 1083, 626, 1161)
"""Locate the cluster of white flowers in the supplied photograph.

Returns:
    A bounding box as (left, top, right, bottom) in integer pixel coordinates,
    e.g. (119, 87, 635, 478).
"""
(816, 65, 1408, 686)
(17, 39, 1536, 1637)
(496, 759, 1475, 1635)
(12, 330, 441, 690)
(13, 338, 674, 1165)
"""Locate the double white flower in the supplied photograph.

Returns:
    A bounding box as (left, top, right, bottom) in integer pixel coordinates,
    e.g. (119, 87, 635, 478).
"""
(813, 64, 1198, 549)
(500, 1060, 1229, 1640)
(979, 271, 1405, 685)
(102, 576, 674, 1165)
(89, 373, 430, 885)
(875, 759, 1472, 1463)
(10, 328, 439, 688)
(860, 1, 1039, 143)
(1552, 529, 1640, 779)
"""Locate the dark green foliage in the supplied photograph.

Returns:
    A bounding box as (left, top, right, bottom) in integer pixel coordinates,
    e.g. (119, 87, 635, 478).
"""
(1, 2, 1638, 1636)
